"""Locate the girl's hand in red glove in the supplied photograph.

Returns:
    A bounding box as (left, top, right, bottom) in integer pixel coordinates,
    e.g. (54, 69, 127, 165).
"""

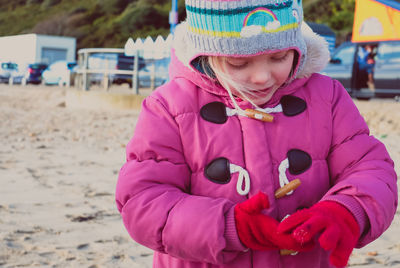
(234, 192, 313, 251)
(277, 201, 360, 267)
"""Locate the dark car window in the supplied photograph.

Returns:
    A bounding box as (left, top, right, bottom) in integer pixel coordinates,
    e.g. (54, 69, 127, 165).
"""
(29, 63, 48, 70)
(377, 42, 400, 63)
(331, 44, 356, 65)
(1, 62, 18, 70)
(67, 63, 77, 70)
(117, 53, 145, 71)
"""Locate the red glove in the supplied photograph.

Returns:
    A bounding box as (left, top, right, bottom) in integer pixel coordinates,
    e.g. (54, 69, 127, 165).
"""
(278, 201, 360, 267)
(234, 192, 313, 251)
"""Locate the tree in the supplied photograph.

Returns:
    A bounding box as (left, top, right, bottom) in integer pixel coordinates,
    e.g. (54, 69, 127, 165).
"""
(42, 0, 61, 8)
(116, 1, 169, 37)
(97, 0, 132, 15)
(26, 0, 44, 5)
(303, 0, 355, 44)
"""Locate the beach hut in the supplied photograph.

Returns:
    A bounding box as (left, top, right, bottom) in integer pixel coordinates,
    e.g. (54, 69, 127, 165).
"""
(0, 34, 76, 65)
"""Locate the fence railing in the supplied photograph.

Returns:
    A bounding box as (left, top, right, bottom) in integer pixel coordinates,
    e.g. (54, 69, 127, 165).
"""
(75, 34, 173, 93)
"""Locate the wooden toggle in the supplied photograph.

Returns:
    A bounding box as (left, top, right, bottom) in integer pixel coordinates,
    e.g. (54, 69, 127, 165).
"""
(274, 179, 301, 199)
(244, 109, 274, 122)
(279, 249, 298, 256)
(274, 179, 302, 256)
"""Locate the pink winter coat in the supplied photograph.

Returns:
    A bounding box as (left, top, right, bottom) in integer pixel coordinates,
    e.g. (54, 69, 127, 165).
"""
(116, 30, 398, 268)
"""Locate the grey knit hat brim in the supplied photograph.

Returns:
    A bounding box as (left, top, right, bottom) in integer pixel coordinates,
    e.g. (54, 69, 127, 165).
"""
(172, 21, 330, 80)
(175, 20, 306, 79)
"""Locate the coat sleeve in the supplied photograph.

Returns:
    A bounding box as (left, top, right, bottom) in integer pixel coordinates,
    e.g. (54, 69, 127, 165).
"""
(115, 95, 245, 264)
(323, 79, 398, 247)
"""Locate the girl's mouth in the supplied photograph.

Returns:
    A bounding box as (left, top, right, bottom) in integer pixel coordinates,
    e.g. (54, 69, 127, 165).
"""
(252, 86, 274, 96)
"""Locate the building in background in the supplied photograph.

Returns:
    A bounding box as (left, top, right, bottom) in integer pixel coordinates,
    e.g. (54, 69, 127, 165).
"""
(0, 34, 76, 65)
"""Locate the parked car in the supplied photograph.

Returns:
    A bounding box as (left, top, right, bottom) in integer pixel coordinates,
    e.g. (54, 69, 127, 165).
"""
(11, 63, 48, 85)
(0, 62, 18, 84)
(24, 63, 48, 85)
(112, 56, 170, 88)
(84, 52, 119, 85)
(111, 53, 146, 87)
(42, 61, 77, 86)
(137, 57, 170, 88)
(321, 41, 400, 99)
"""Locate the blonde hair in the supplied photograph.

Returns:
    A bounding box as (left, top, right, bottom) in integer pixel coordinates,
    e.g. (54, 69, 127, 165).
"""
(198, 53, 297, 110)
(198, 56, 259, 110)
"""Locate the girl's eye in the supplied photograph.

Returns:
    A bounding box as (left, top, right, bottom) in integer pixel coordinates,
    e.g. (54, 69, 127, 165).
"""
(226, 60, 248, 69)
(271, 52, 289, 62)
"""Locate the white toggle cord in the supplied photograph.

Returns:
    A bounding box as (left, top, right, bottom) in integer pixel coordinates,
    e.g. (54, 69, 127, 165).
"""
(230, 164, 250, 195)
(257, 104, 283, 114)
(226, 107, 247, 117)
(226, 104, 283, 119)
(278, 158, 294, 196)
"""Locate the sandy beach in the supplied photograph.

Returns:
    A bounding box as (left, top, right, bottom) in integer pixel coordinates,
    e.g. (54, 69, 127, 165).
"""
(0, 84, 399, 267)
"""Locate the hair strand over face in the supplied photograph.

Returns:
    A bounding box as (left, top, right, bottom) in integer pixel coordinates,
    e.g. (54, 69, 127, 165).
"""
(198, 51, 299, 109)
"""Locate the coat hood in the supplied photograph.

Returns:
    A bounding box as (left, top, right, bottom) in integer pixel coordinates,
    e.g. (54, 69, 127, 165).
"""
(169, 21, 331, 102)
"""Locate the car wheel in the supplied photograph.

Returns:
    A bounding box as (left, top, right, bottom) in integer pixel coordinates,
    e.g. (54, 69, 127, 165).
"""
(356, 96, 371, 101)
(352, 88, 373, 101)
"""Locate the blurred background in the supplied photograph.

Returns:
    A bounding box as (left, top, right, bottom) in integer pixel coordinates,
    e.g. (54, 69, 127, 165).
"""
(0, 0, 362, 50)
(0, 0, 399, 98)
(0, 1, 399, 267)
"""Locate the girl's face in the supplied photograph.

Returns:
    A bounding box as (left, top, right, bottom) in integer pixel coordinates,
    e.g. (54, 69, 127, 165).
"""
(217, 49, 295, 106)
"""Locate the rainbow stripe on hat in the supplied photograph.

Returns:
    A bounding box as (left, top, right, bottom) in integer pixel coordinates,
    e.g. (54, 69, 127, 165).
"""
(186, 0, 301, 38)
(243, 7, 279, 27)
(182, 0, 307, 72)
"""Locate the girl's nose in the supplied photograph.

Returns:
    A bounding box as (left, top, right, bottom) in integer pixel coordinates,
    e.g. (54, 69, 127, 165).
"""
(250, 66, 271, 85)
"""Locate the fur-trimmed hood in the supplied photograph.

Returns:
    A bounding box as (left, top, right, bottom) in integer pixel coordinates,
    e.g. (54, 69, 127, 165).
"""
(171, 21, 330, 81)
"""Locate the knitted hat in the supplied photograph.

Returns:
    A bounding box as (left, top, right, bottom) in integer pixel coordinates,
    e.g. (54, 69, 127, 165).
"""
(182, 0, 307, 75)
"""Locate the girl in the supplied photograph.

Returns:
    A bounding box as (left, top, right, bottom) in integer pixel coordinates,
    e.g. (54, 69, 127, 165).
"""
(116, 0, 398, 267)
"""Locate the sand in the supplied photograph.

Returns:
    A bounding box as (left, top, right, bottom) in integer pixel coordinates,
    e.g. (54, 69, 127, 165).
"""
(0, 85, 399, 267)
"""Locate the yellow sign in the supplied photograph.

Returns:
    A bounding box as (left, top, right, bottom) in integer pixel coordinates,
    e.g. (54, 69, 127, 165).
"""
(352, 0, 400, 42)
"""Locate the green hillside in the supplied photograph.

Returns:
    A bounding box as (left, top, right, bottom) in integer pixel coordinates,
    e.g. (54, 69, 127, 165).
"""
(0, 0, 360, 50)
(0, 0, 186, 50)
